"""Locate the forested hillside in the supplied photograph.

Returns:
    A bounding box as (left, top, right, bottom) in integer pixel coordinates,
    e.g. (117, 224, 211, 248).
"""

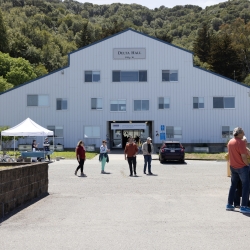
(1, 0, 250, 92)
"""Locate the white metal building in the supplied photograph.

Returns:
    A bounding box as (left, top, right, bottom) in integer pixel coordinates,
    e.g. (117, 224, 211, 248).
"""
(0, 28, 249, 151)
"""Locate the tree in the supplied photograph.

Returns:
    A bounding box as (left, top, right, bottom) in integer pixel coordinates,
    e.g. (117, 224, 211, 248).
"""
(155, 29, 173, 43)
(41, 42, 64, 71)
(33, 63, 48, 77)
(209, 33, 243, 81)
(0, 9, 9, 53)
(220, 18, 250, 80)
(243, 74, 250, 85)
(5, 57, 37, 86)
(75, 21, 92, 48)
(0, 76, 13, 92)
(193, 23, 212, 63)
(0, 52, 11, 77)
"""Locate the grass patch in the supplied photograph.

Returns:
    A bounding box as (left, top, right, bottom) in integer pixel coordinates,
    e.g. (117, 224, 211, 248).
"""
(52, 151, 98, 159)
(185, 153, 226, 160)
(0, 150, 98, 160)
(1, 151, 226, 160)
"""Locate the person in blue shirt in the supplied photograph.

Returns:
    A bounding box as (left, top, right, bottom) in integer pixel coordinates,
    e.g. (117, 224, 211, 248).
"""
(99, 140, 110, 174)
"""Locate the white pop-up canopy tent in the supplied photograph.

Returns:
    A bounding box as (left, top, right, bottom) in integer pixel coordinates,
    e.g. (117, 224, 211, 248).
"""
(1, 118, 54, 152)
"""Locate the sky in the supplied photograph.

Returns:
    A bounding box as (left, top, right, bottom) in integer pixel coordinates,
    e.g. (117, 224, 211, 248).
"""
(76, 0, 226, 9)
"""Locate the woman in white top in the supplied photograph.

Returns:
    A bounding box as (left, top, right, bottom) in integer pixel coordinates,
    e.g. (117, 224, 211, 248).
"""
(99, 140, 110, 174)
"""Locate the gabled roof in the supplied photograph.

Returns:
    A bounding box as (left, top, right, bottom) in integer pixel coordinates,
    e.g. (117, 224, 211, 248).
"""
(69, 28, 193, 55)
(0, 28, 249, 95)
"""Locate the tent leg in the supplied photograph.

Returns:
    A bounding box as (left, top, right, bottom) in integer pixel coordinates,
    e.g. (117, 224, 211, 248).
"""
(14, 136, 16, 160)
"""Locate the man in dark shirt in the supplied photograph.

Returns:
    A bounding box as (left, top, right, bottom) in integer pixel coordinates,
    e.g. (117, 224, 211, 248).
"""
(124, 137, 138, 176)
(44, 137, 51, 161)
(142, 137, 154, 175)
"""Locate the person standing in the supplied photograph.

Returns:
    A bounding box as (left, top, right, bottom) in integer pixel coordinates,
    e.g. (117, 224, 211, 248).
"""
(75, 140, 86, 177)
(142, 137, 154, 175)
(31, 140, 39, 162)
(124, 137, 138, 176)
(99, 140, 110, 174)
(44, 137, 51, 162)
(226, 127, 250, 213)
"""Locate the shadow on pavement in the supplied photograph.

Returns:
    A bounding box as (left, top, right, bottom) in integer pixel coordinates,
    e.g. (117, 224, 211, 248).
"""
(0, 193, 49, 224)
(160, 161, 187, 165)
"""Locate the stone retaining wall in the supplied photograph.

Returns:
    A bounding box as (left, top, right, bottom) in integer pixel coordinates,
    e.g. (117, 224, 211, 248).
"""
(0, 162, 48, 218)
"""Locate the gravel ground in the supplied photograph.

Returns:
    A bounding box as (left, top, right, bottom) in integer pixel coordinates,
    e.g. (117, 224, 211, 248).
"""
(0, 154, 250, 250)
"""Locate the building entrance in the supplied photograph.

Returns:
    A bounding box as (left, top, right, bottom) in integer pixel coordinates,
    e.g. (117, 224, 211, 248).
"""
(110, 122, 151, 149)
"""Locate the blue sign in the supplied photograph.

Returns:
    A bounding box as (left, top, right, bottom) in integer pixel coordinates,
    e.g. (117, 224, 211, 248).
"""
(160, 133, 166, 140)
(161, 125, 165, 131)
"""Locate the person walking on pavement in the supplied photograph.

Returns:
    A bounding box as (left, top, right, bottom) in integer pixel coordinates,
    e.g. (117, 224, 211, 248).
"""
(124, 137, 138, 176)
(142, 137, 154, 175)
(99, 140, 110, 174)
(75, 140, 86, 177)
(226, 127, 250, 213)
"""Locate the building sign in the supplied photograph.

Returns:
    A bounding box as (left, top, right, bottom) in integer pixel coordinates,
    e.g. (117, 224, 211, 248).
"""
(111, 123, 146, 130)
(113, 48, 146, 60)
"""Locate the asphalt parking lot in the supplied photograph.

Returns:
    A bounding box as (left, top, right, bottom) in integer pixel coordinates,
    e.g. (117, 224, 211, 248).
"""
(1, 154, 250, 250)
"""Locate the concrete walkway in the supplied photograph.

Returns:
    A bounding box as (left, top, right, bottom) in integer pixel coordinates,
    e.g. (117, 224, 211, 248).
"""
(1, 154, 250, 250)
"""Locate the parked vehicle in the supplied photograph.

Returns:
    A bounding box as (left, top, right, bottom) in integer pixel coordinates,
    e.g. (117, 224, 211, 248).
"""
(159, 141, 185, 163)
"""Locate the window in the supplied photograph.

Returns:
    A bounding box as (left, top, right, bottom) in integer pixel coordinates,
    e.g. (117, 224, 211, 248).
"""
(222, 126, 234, 138)
(56, 98, 67, 110)
(166, 126, 182, 139)
(47, 126, 63, 137)
(213, 97, 235, 109)
(85, 71, 100, 82)
(134, 100, 149, 111)
(27, 95, 49, 106)
(158, 97, 170, 109)
(91, 98, 103, 110)
(110, 100, 126, 111)
(112, 71, 147, 82)
(193, 97, 204, 109)
(162, 70, 178, 82)
(84, 126, 100, 138)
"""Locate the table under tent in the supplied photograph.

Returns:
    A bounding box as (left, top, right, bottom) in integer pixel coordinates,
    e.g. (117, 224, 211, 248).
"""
(1, 118, 54, 161)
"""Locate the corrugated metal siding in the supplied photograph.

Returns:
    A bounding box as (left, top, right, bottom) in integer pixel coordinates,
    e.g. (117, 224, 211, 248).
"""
(0, 30, 250, 147)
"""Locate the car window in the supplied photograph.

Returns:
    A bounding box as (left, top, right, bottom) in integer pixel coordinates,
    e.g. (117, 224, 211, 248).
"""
(164, 143, 181, 148)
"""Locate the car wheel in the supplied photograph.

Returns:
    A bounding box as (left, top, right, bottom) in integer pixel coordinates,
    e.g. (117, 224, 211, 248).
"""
(180, 158, 185, 163)
(159, 156, 165, 164)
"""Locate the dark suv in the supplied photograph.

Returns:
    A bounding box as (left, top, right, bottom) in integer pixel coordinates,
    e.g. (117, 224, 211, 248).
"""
(159, 141, 185, 163)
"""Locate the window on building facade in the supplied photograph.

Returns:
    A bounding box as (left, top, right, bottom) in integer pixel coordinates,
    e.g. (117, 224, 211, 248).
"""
(110, 100, 126, 111)
(85, 71, 100, 82)
(27, 95, 49, 106)
(84, 126, 100, 138)
(91, 98, 103, 110)
(213, 97, 235, 109)
(222, 126, 234, 138)
(134, 100, 149, 111)
(158, 97, 170, 109)
(166, 126, 182, 138)
(47, 126, 63, 137)
(56, 98, 67, 110)
(112, 71, 147, 82)
(162, 70, 178, 82)
(193, 97, 204, 109)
